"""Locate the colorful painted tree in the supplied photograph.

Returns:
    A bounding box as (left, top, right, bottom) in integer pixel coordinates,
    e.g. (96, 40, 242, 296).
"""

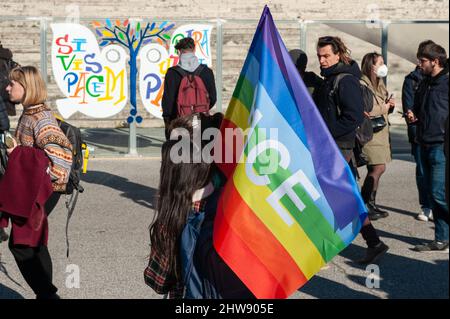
(91, 19, 175, 123)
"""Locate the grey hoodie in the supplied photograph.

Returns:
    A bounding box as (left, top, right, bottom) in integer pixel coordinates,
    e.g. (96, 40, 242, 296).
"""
(178, 52, 200, 73)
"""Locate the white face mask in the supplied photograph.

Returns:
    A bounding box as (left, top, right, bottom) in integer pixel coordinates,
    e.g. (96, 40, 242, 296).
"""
(376, 64, 388, 78)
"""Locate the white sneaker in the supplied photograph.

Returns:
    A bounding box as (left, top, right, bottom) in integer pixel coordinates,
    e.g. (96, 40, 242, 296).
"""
(416, 212, 429, 221)
(416, 209, 433, 222)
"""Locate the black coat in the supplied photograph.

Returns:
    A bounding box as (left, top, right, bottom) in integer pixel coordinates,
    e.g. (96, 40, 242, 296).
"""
(0, 98, 9, 132)
(402, 67, 423, 143)
(0, 46, 18, 125)
(413, 66, 449, 145)
(402, 67, 423, 113)
(0, 55, 11, 131)
(302, 71, 323, 96)
(313, 61, 365, 149)
(161, 65, 217, 121)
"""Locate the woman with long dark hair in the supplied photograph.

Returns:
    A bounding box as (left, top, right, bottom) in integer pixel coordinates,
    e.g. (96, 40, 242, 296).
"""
(144, 113, 254, 299)
(360, 52, 395, 220)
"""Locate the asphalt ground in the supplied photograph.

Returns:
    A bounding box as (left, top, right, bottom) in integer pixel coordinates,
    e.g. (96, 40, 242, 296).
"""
(0, 124, 448, 299)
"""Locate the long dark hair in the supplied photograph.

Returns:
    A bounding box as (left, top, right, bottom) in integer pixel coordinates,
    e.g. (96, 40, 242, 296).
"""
(149, 113, 223, 281)
(317, 36, 352, 65)
(361, 52, 382, 86)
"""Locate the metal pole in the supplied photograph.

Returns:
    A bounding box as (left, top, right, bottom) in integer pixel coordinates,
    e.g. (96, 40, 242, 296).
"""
(215, 19, 224, 113)
(381, 21, 389, 85)
(125, 19, 139, 157)
(128, 120, 138, 156)
(299, 21, 307, 52)
(40, 18, 49, 85)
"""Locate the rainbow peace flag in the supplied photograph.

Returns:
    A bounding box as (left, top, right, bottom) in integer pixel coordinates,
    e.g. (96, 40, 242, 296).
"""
(213, 6, 368, 299)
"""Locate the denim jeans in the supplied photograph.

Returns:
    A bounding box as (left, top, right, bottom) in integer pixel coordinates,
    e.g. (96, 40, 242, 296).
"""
(420, 144, 449, 242)
(411, 143, 432, 211)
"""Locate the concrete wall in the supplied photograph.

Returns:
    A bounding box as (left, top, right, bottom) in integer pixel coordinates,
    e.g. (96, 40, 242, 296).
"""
(1, 0, 448, 128)
(1, 0, 448, 20)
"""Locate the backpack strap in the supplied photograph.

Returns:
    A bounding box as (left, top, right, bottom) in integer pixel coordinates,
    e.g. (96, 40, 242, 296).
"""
(174, 64, 206, 78)
(359, 78, 376, 95)
(173, 65, 188, 78)
(331, 73, 352, 97)
(329, 73, 352, 117)
(64, 188, 80, 258)
(193, 64, 206, 77)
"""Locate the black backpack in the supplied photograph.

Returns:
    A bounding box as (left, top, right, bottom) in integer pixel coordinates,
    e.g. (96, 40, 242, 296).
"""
(330, 73, 374, 168)
(56, 117, 85, 195)
(56, 116, 88, 257)
(330, 73, 374, 146)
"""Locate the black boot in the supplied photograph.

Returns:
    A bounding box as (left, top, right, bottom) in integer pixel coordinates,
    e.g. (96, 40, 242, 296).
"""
(367, 203, 384, 221)
(357, 241, 389, 264)
(359, 224, 389, 264)
(361, 177, 381, 220)
(0, 227, 8, 242)
(369, 191, 389, 218)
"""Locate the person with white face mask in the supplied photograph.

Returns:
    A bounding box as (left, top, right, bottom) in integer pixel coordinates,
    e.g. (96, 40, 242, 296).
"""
(359, 52, 395, 221)
(376, 64, 389, 78)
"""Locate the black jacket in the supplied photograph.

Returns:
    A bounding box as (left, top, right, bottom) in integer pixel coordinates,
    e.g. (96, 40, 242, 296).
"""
(303, 71, 323, 96)
(161, 65, 217, 121)
(0, 49, 10, 131)
(413, 65, 449, 145)
(402, 67, 423, 143)
(0, 45, 18, 128)
(313, 61, 365, 149)
(0, 98, 9, 132)
(402, 67, 423, 113)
